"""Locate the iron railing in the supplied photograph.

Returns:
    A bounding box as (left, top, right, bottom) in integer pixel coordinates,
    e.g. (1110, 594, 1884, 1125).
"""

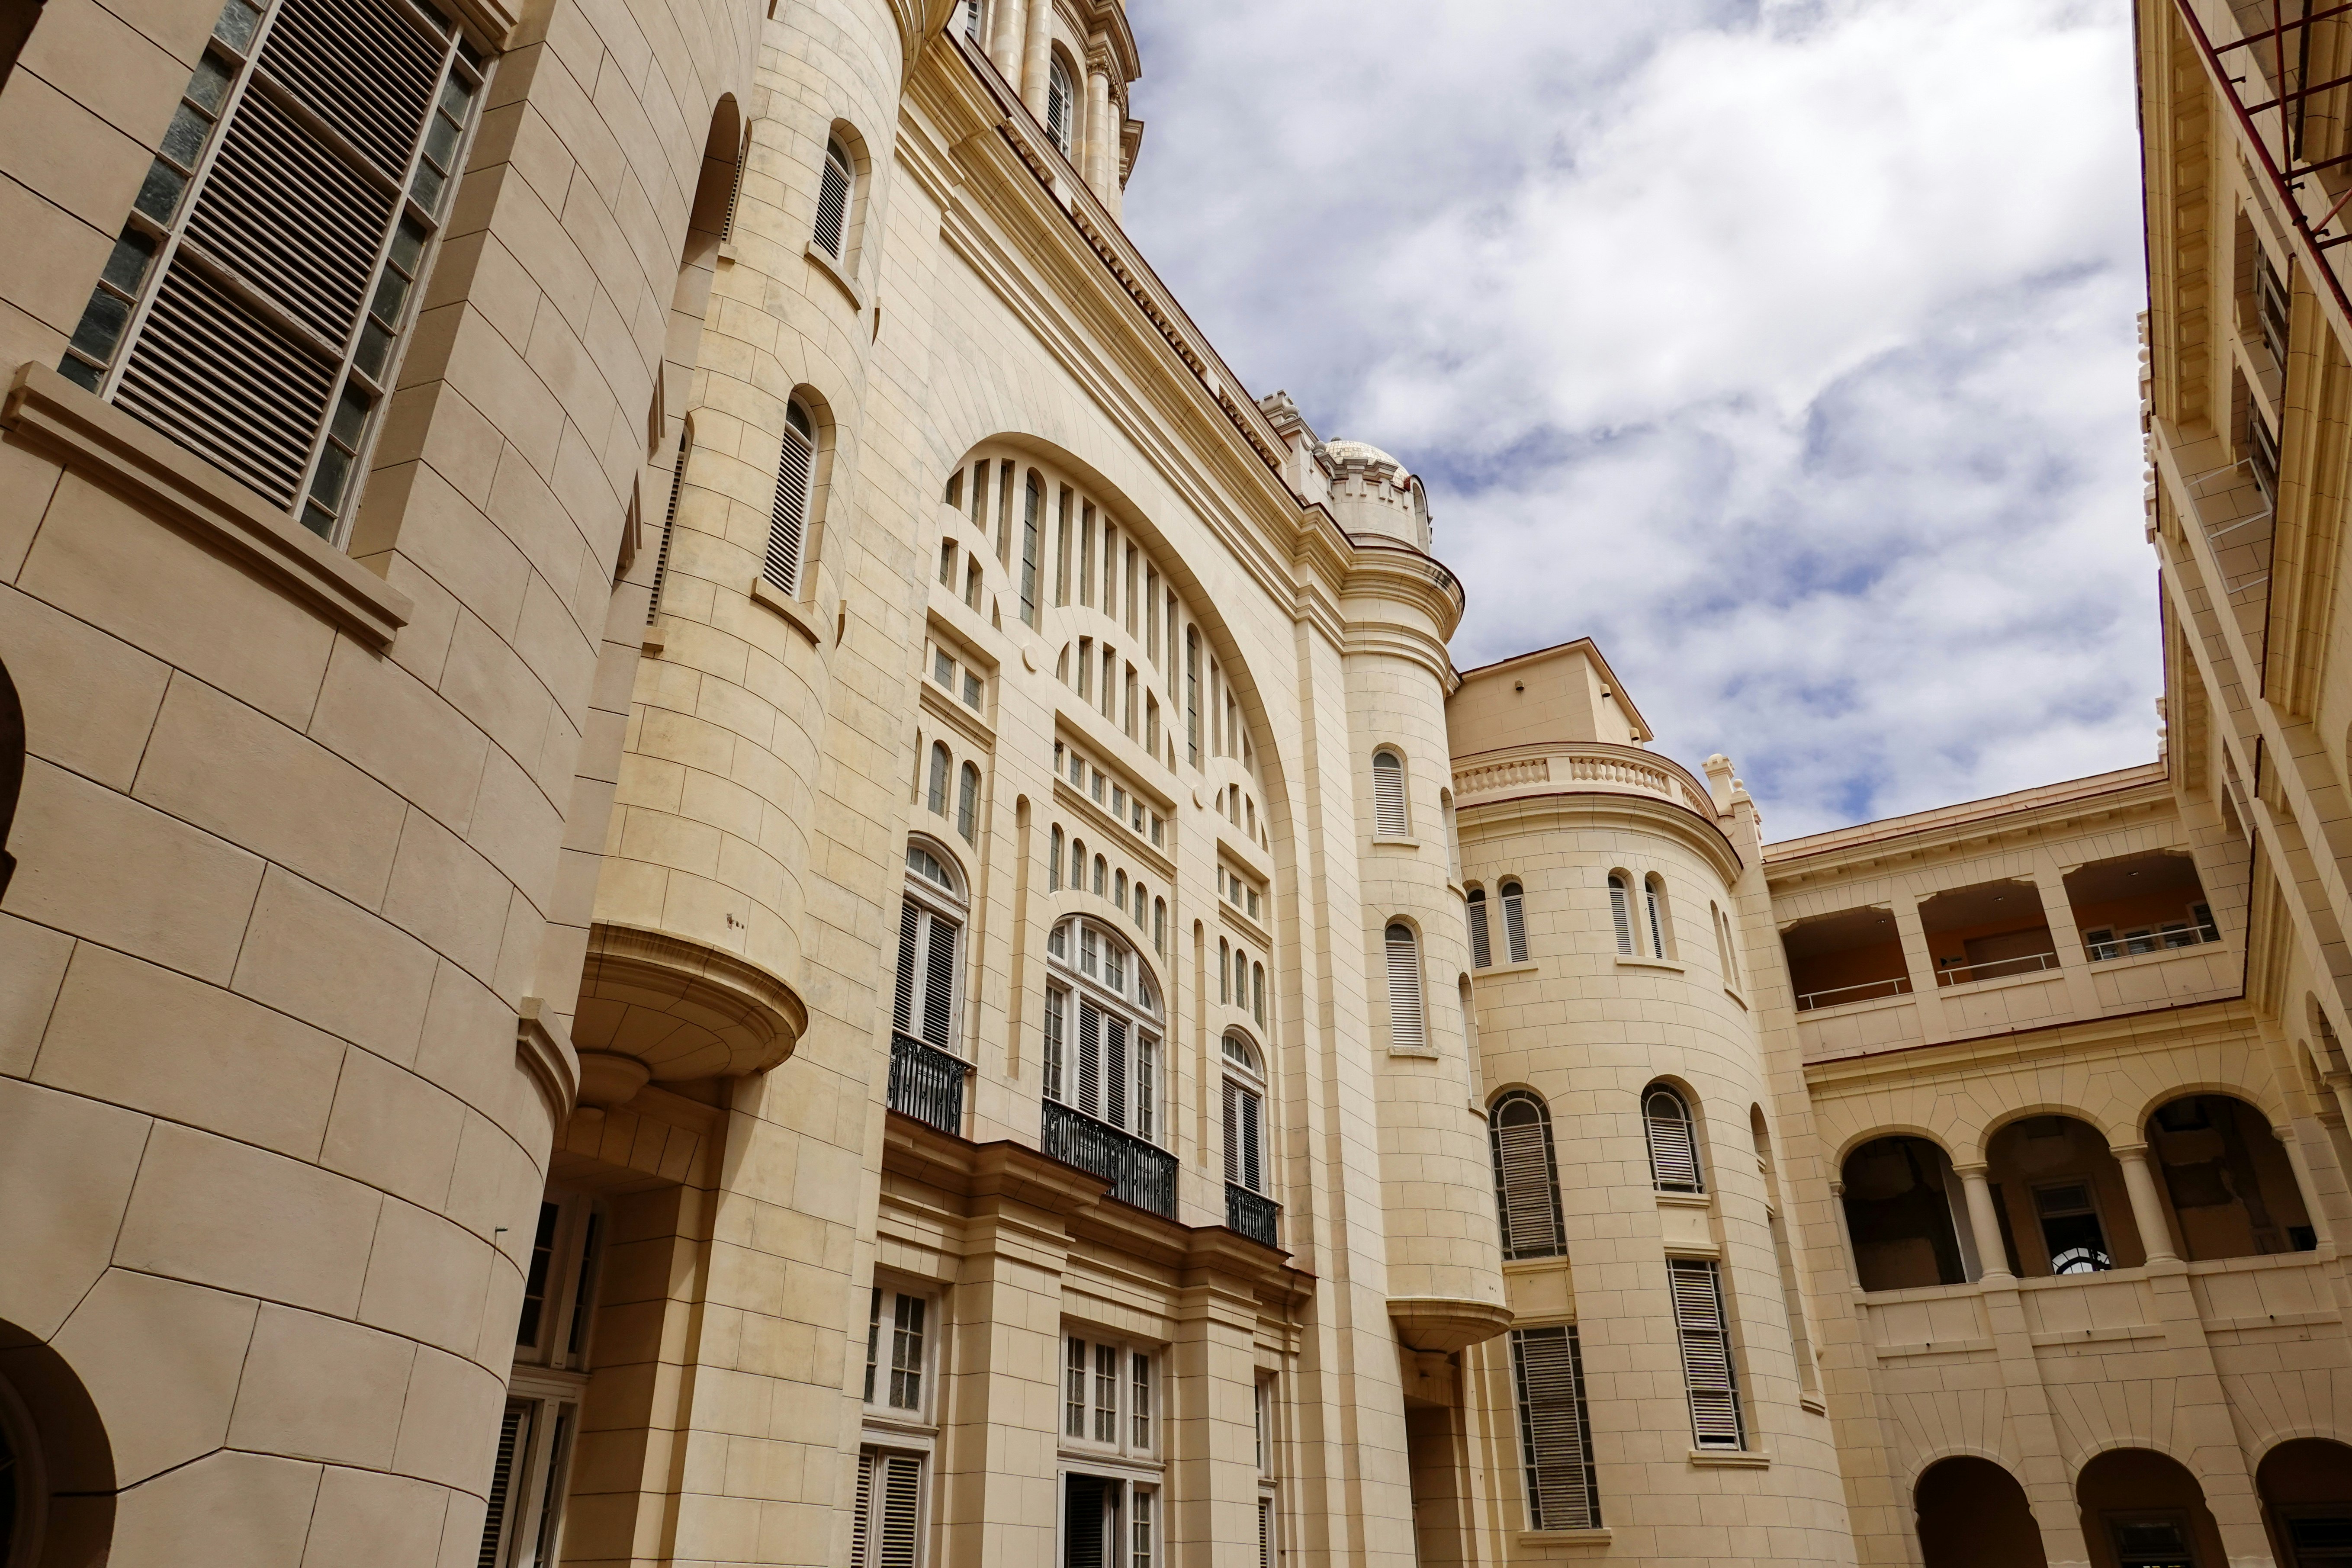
(1041, 1099, 1177, 1217)
(1226, 1183, 1280, 1247)
(1793, 975, 1913, 1012)
(1934, 951, 2060, 987)
(2085, 922, 2222, 962)
(888, 1030, 969, 1136)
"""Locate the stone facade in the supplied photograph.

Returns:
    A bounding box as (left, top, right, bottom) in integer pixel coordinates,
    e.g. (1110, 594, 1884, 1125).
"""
(0, 0, 2349, 1565)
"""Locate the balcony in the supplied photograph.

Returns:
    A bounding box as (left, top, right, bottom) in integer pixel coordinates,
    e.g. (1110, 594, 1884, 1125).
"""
(1041, 1099, 1176, 1217)
(888, 1030, 970, 1136)
(1226, 1182, 1280, 1247)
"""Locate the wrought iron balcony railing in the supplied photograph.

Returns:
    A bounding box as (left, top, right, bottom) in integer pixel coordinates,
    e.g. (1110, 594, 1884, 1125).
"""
(888, 1030, 969, 1136)
(1225, 1182, 1279, 1247)
(1041, 1099, 1176, 1218)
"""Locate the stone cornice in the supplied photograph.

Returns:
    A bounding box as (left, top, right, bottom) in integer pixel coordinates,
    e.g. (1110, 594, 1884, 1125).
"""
(1457, 784, 1744, 883)
(1764, 767, 2173, 879)
(1801, 993, 2258, 1092)
(516, 996, 581, 1126)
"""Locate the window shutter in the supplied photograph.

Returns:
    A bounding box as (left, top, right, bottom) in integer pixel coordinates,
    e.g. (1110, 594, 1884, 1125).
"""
(1104, 1015, 1128, 1129)
(1646, 881, 1668, 958)
(1502, 885, 1529, 964)
(1047, 61, 1071, 154)
(1077, 999, 1101, 1117)
(1223, 1080, 1240, 1184)
(1491, 1104, 1563, 1259)
(1385, 924, 1424, 1051)
(647, 428, 689, 624)
(814, 142, 850, 257)
(1467, 892, 1491, 969)
(1645, 1097, 1701, 1192)
(1608, 876, 1634, 954)
(1510, 1327, 1598, 1532)
(891, 901, 919, 1035)
(1669, 1259, 1743, 1450)
(765, 420, 813, 594)
(475, 1402, 530, 1567)
(1239, 1083, 1262, 1191)
(1258, 1497, 1274, 1568)
(920, 913, 957, 1048)
(877, 1452, 922, 1568)
(848, 1450, 876, 1568)
(956, 763, 978, 842)
(1372, 753, 1407, 837)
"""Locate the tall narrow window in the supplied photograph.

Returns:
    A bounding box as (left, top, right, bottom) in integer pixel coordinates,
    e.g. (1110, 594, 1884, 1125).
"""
(647, 424, 690, 624)
(1467, 888, 1492, 969)
(765, 399, 815, 595)
(1222, 1035, 1266, 1194)
(1152, 898, 1165, 954)
(1643, 1085, 1702, 1192)
(926, 743, 950, 815)
(1047, 55, 1075, 155)
(59, 0, 485, 542)
(1252, 961, 1265, 1025)
(1510, 1326, 1600, 1531)
(1607, 874, 1635, 955)
(1185, 628, 1202, 766)
(957, 0, 981, 38)
(1049, 825, 1064, 890)
(1056, 485, 1073, 605)
(1501, 880, 1529, 964)
(1489, 1091, 1565, 1259)
(1372, 752, 1408, 838)
(848, 1449, 923, 1568)
(1710, 902, 1731, 983)
(1384, 922, 1425, 1052)
(1645, 874, 1673, 959)
(814, 135, 852, 258)
(1219, 937, 1231, 1004)
(957, 762, 980, 842)
(1020, 472, 1041, 625)
(1080, 504, 1095, 606)
(1669, 1259, 1744, 1450)
(894, 843, 964, 1052)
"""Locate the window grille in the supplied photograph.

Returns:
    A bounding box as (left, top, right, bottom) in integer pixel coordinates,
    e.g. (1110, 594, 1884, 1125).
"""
(848, 1449, 922, 1568)
(814, 135, 851, 258)
(1510, 1326, 1599, 1531)
(61, 0, 485, 543)
(1668, 1259, 1743, 1450)
(1489, 1091, 1565, 1259)
(765, 399, 813, 596)
(1643, 1086, 1701, 1193)
(1466, 888, 1492, 969)
(1384, 923, 1424, 1051)
(1047, 56, 1075, 156)
(646, 426, 690, 624)
(1607, 874, 1634, 954)
(1372, 752, 1407, 837)
(1501, 880, 1529, 964)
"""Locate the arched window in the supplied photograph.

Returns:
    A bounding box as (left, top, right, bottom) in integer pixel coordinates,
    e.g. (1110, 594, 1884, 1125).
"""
(894, 842, 966, 1052)
(1252, 961, 1265, 1025)
(1644, 874, 1673, 959)
(1092, 854, 1106, 896)
(813, 135, 852, 258)
(1490, 1090, 1565, 1258)
(1046, 55, 1076, 157)
(1219, 937, 1231, 1003)
(764, 398, 814, 595)
(1607, 873, 1635, 954)
(1234, 946, 1248, 1008)
(1020, 472, 1042, 626)
(927, 742, 950, 815)
(1372, 750, 1408, 838)
(1152, 897, 1165, 954)
(1044, 918, 1162, 1144)
(1222, 1033, 1267, 1195)
(1644, 1085, 1702, 1193)
(957, 762, 980, 842)
(1385, 922, 1425, 1051)
(1049, 825, 1064, 890)
(1501, 880, 1529, 964)
(1114, 868, 1127, 909)
(1466, 887, 1492, 969)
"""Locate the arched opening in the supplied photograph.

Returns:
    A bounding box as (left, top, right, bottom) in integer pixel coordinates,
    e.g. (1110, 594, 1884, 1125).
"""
(1916, 1456, 2048, 1568)
(1986, 1115, 2144, 1276)
(1489, 1090, 1565, 1260)
(2076, 1449, 2227, 1568)
(1642, 1083, 1702, 1193)
(2144, 1094, 2317, 1259)
(1841, 1136, 1971, 1290)
(0, 1324, 117, 1567)
(2258, 1438, 2352, 1567)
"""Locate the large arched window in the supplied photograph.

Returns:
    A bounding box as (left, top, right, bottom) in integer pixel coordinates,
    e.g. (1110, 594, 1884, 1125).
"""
(1043, 917, 1162, 1144)
(1384, 922, 1425, 1051)
(1047, 55, 1076, 157)
(1466, 887, 1492, 969)
(813, 135, 852, 258)
(1490, 1090, 1566, 1259)
(1607, 873, 1634, 954)
(1501, 880, 1530, 964)
(764, 398, 814, 595)
(1221, 1033, 1266, 1194)
(1372, 750, 1408, 838)
(1643, 1084, 1702, 1193)
(894, 841, 966, 1052)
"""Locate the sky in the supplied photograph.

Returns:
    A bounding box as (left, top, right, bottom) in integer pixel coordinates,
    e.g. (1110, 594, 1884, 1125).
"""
(1118, 0, 2157, 841)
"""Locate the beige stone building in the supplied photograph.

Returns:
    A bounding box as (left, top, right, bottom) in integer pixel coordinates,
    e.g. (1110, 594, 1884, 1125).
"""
(0, 0, 2349, 1564)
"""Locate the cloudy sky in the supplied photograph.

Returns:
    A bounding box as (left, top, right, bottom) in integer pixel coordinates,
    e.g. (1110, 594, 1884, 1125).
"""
(1120, 0, 2156, 841)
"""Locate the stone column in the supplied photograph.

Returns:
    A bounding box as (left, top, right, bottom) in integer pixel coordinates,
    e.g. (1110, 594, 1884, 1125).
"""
(2110, 1142, 2181, 1263)
(2271, 1121, 2336, 1247)
(1084, 53, 1114, 200)
(1954, 1163, 2015, 1280)
(1020, 0, 1051, 119)
(988, 0, 1023, 82)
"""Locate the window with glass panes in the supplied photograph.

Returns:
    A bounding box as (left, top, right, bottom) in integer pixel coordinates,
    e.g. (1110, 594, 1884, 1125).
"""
(1062, 1331, 1156, 1456)
(1042, 918, 1161, 1144)
(864, 1285, 931, 1415)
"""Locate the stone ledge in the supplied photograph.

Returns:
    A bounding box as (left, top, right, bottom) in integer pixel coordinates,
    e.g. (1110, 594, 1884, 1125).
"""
(1688, 1449, 1770, 1468)
(750, 575, 825, 645)
(1514, 1528, 1611, 1551)
(2, 362, 412, 649)
(805, 240, 866, 312)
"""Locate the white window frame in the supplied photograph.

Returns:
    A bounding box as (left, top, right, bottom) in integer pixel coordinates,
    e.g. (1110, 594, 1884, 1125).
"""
(896, 840, 967, 1054)
(1372, 749, 1409, 838)
(814, 134, 853, 259)
(1044, 917, 1163, 1145)
(1222, 1033, 1268, 1196)
(764, 397, 815, 597)
(1060, 1330, 1160, 1460)
(1384, 922, 1427, 1053)
(479, 1375, 584, 1568)
(1644, 874, 1674, 959)
(849, 1446, 929, 1568)
(1500, 880, 1530, 964)
(864, 1282, 938, 1422)
(1607, 872, 1635, 955)
(512, 1188, 605, 1372)
(1642, 1084, 1703, 1194)
(1466, 886, 1492, 969)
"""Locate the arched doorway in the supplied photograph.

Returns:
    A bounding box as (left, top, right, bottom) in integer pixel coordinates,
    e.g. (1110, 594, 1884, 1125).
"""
(2076, 1449, 2227, 1568)
(1916, 1455, 2047, 1568)
(1986, 1115, 2145, 1275)
(0, 1324, 116, 1566)
(2259, 1438, 2352, 1567)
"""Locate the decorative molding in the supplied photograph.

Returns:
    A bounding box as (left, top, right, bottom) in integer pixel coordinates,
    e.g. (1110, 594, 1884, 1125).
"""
(1687, 1449, 1771, 1469)
(575, 923, 806, 1080)
(3, 363, 412, 649)
(803, 240, 867, 312)
(920, 675, 998, 752)
(750, 576, 825, 646)
(516, 996, 581, 1126)
(1388, 1295, 1513, 1353)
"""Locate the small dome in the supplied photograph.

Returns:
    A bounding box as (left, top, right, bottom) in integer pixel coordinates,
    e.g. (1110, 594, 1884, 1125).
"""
(1323, 438, 1410, 480)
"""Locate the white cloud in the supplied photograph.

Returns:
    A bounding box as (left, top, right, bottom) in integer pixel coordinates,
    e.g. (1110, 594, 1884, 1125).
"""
(1122, 0, 2155, 837)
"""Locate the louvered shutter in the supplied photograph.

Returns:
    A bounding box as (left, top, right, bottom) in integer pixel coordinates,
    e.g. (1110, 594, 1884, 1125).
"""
(1258, 1497, 1274, 1568)
(1042, 986, 1065, 1102)
(1385, 924, 1424, 1051)
(1510, 1327, 1598, 1531)
(892, 901, 919, 1034)
(1104, 1015, 1128, 1128)
(920, 913, 957, 1048)
(1235, 1083, 1263, 1191)
(1669, 1260, 1743, 1449)
(1372, 753, 1407, 837)
(1223, 1080, 1241, 1183)
(1077, 1000, 1101, 1117)
(1646, 882, 1668, 958)
(1502, 885, 1529, 964)
(1492, 1103, 1563, 1259)
(476, 1402, 530, 1568)
(1645, 1097, 1701, 1192)
(848, 1450, 876, 1568)
(961, 0, 980, 38)
(1467, 892, 1491, 968)
(877, 1453, 922, 1568)
(647, 429, 689, 624)
(1608, 877, 1634, 954)
(814, 142, 850, 257)
(765, 421, 812, 594)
